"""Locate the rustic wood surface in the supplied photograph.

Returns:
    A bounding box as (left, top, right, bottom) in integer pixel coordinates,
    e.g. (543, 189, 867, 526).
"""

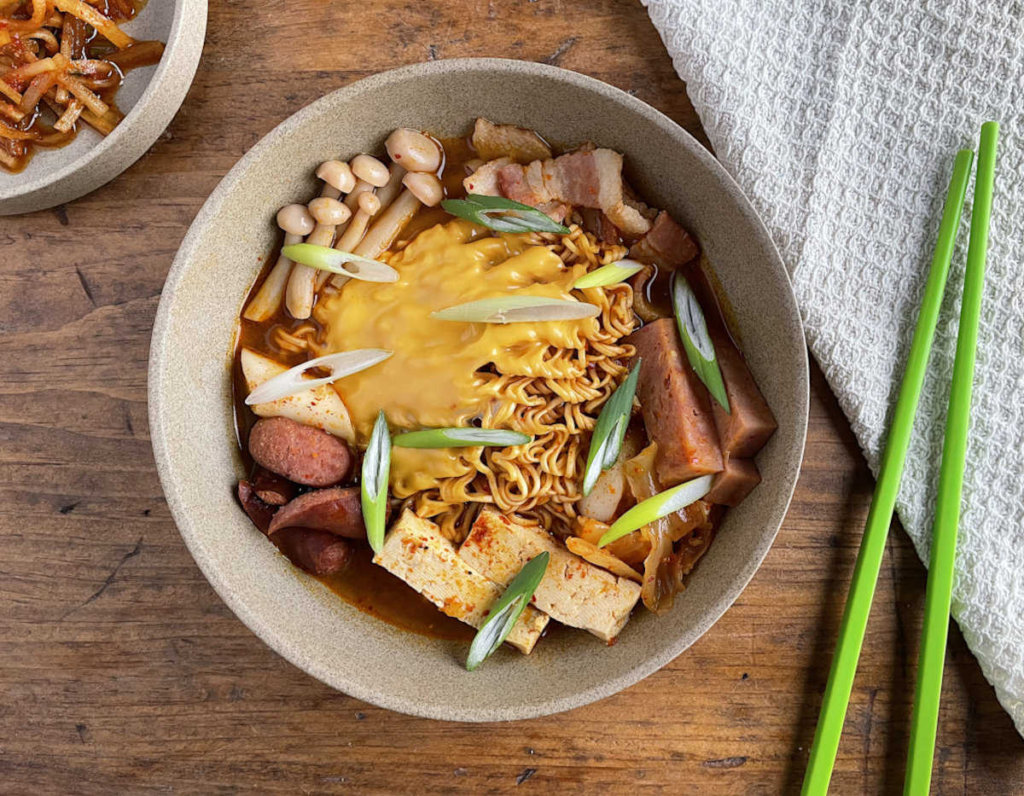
(2, 1, 1022, 793)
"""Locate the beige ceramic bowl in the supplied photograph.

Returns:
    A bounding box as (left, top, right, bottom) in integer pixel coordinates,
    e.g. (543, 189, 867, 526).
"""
(149, 58, 809, 722)
(0, 0, 207, 216)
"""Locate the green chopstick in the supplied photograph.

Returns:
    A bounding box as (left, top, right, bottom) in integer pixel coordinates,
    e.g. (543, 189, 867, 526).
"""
(801, 148, 974, 795)
(905, 122, 998, 795)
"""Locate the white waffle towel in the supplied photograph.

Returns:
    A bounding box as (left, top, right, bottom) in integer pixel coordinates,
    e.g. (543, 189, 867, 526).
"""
(642, 0, 1024, 735)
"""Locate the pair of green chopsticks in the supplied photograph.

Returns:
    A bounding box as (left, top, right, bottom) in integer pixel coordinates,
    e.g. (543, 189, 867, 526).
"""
(802, 121, 999, 795)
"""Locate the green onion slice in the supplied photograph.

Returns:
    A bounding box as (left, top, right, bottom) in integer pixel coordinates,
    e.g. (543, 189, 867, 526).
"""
(581, 359, 641, 496)
(392, 427, 533, 449)
(598, 474, 714, 547)
(573, 259, 645, 290)
(441, 194, 570, 235)
(431, 296, 599, 324)
(671, 272, 730, 412)
(245, 349, 392, 405)
(466, 551, 550, 671)
(362, 410, 391, 555)
(281, 243, 399, 283)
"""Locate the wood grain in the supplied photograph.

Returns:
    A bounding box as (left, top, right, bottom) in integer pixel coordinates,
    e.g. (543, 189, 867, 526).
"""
(1, 1, 1022, 793)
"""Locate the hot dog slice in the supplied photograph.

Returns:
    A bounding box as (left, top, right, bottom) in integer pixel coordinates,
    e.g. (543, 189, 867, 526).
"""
(267, 487, 365, 539)
(248, 416, 353, 487)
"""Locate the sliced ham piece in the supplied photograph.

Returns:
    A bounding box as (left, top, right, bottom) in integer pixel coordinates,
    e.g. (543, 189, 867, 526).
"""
(629, 211, 699, 268)
(704, 457, 761, 506)
(626, 318, 724, 485)
(472, 118, 552, 163)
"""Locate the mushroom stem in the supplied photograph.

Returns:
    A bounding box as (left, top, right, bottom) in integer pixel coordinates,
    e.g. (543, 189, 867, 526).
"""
(244, 232, 302, 322)
(286, 185, 341, 319)
(375, 164, 406, 211)
(354, 189, 422, 260)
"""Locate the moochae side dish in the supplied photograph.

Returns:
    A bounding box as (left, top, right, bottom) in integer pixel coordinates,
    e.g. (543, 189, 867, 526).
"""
(0, 0, 164, 173)
(233, 119, 777, 668)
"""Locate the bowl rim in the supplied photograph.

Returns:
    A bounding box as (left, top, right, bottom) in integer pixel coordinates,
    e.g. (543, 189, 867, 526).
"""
(149, 57, 809, 721)
(0, 0, 207, 212)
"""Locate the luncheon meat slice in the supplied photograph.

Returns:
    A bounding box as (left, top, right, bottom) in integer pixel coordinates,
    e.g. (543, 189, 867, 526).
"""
(704, 457, 761, 506)
(472, 118, 552, 163)
(375, 510, 549, 654)
(460, 510, 641, 642)
(268, 486, 365, 538)
(248, 416, 353, 487)
(463, 156, 513, 195)
(709, 323, 777, 458)
(629, 211, 699, 268)
(272, 527, 353, 575)
(626, 318, 724, 484)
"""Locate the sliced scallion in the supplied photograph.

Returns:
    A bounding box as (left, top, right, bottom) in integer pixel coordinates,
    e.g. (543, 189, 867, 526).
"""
(581, 359, 641, 496)
(362, 410, 391, 555)
(431, 296, 599, 324)
(392, 427, 532, 449)
(441, 194, 570, 235)
(671, 272, 729, 412)
(598, 474, 714, 547)
(466, 551, 549, 671)
(573, 259, 645, 290)
(281, 243, 399, 283)
(244, 348, 392, 405)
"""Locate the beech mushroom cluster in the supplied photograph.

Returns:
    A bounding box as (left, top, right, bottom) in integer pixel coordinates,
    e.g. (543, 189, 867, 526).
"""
(244, 128, 446, 322)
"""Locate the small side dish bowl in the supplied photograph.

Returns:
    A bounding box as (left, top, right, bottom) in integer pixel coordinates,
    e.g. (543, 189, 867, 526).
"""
(149, 58, 809, 722)
(0, 0, 207, 216)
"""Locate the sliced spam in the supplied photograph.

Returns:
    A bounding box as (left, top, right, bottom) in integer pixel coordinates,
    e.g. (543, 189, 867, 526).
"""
(459, 509, 642, 642)
(682, 261, 777, 459)
(373, 510, 548, 654)
(626, 318, 724, 485)
(704, 456, 761, 507)
(709, 321, 778, 458)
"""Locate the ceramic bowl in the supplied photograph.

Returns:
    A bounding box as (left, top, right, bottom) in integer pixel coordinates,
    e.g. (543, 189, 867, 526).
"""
(0, 0, 207, 216)
(149, 58, 809, 722)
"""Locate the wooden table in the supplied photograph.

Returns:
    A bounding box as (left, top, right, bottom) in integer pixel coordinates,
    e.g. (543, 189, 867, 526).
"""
(2, 1, 1022, 793)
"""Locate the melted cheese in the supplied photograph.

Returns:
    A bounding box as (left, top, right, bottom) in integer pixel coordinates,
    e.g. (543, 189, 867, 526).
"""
(314, 219, 593, 496)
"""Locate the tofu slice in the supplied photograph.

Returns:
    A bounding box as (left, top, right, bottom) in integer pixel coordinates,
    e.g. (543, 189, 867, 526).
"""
(459, 510, 642, 642)
(373, 510, 548, 654)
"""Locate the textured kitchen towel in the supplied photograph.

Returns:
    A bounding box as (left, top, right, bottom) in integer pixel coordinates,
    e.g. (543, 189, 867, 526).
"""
(642, 0, 1024, 735)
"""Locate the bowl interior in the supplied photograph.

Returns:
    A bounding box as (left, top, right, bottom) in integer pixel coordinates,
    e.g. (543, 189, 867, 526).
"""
(2, 3, 175, 190)
(150, 59, 808, 722)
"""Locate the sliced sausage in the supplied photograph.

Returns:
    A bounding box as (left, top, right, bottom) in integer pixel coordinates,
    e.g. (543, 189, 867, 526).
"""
(268, 486, 365, 539)
(626, 318, 724, 485)
(251, 466, 298, 506)
(248, 416, 353, 487)
(237, 480, 276, 533)
(704, 457, 761, 507)
(237, 481, 352, 574)
(271, 527, 353, 575)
